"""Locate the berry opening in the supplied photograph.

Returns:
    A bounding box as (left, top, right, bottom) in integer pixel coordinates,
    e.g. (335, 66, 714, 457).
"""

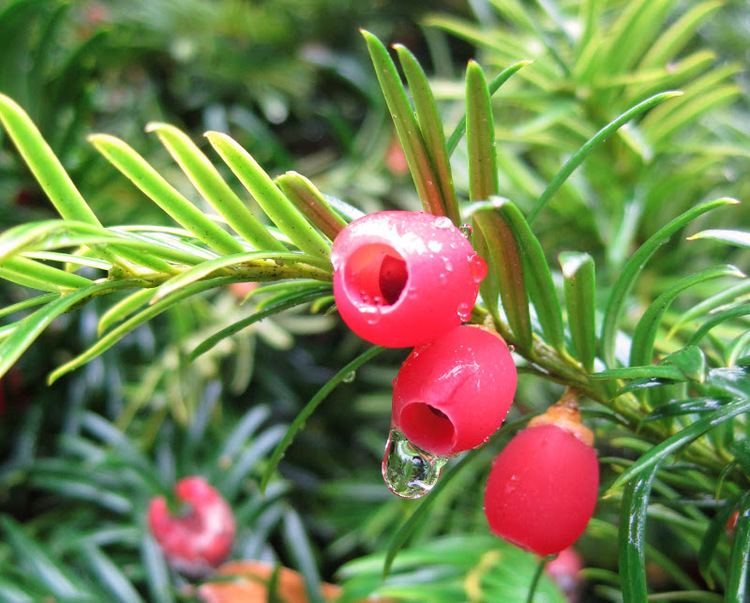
(344, 244, 408, 306)
(399, 402, 456, 454)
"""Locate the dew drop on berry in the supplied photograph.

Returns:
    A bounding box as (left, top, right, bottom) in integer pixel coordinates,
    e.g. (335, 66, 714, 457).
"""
(381, 428, 448, 499)
(469, 254, 488, 283)
(457, 302, 471, 322)
(434, 216, 453, 229)
(359, 304, 380, 325)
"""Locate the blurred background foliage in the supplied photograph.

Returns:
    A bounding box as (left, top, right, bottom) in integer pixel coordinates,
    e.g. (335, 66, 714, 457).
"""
(0, 0, 748, 602)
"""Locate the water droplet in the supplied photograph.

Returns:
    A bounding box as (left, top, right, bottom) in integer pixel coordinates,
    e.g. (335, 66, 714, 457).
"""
(342, 371, 356, 383)
(366, 307, 381, 325)
(428, 240, 443, 253)
(444, 259, 453, 272)
(438, 271, 447, 285)
(457, 302, 472, 322)
(434, 217, 453, 229)
(469, 254, 488, 283)
(382, 429, 448, 499)
(460, 224, 473, 238)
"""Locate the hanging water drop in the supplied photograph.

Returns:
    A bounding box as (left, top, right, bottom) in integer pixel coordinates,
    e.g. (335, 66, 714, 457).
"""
(460, 224, 473, 238)
(342, 370, 356, 383)
(381, 428, 448, 499)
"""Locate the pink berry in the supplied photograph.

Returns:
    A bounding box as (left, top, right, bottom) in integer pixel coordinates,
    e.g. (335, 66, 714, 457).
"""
(546, 547, 584, 603)
(391, 325, 516, 455)
(331, 211, 486, 347)
(148, 476, 235, 577)
(484, 417, 599, 556)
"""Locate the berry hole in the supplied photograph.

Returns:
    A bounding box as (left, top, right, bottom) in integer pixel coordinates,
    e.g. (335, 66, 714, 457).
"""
(399, 402, 456, 455)
(345, 244, 408, 306)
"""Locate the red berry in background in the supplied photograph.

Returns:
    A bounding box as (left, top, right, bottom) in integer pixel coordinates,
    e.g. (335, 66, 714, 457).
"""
(391, 325, 516, 455)
(384, 136, 409, 176)
(484, 393, 599, 556)
(545, 547, 584, 603)
(727, 510, 740, 536)
(331, 211, 486, 347)
(148, 476, 235, 577)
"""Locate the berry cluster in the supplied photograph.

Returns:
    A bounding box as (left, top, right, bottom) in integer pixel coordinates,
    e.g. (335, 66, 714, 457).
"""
(332, 211, 599, 556)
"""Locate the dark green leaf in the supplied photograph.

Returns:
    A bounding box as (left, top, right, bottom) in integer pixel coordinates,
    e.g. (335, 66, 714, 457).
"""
(47, 277, 238, 384)
(725, 494, 750, 603)
(0, 280, 132, 380)
(472, 208, 532, 352)
(465, 61, 498, 201)
(560, 252, 596, 371)
(619, 464, 659, 603)
(645, 397, 727, 422)
(527, 92, 682, 223)
(140, 535, 174, 603)
(261, 346, 383, 492)
(687, 303, 750, 347)
(78, 544, 144, 603)
(593, 364, 686, 382)
(610, 398, 750, 491)
(395, 44, 459, 225)
(361, 30, 446, 218)
(383, 448, 481, 579)
(629, 265, 743, 367)
(282, 508, 324, 603)
(601, 197, 737, 367)
(191, 286, 331, 360)
(663, 346, 707, 383)
(0, 515, 86, 599)
(494, 198, 564, 351)
(446, 60, 531, 155)
(698, 500, 736, 587)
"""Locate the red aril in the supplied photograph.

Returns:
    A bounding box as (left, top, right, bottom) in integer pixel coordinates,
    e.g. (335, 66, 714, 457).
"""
(391, 325, 516, 455)
(331, 211, 485, 347)
(148, 476, 235, 577)
(484, 396, 599, 555)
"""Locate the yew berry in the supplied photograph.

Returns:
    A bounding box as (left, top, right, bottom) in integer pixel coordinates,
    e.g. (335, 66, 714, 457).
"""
(148, 476, 235, 577)
(391, 325, 516, 456)
(484, 396, 599, 556)
(331, 211, 486, 347)
(545, 547, 584, 603)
